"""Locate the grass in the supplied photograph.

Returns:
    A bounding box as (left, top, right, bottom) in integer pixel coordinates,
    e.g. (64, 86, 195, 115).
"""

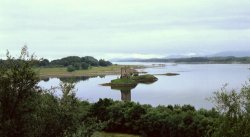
(110, 74, 158, 85)
(111, 78, 137, 85)
(101, 74, 158, 89)
(36, 65, 143, 78)
(92, 132, 140, 137)
(131, 74, 158, 83)
(109, 78, 138, 89)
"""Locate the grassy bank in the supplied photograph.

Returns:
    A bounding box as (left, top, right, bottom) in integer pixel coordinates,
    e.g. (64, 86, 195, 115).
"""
(36, 65, 143, 78)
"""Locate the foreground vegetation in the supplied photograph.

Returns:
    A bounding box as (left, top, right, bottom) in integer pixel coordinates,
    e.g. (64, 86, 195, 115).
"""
(92, 132, 139, 137)
(1, 48, 250, 137)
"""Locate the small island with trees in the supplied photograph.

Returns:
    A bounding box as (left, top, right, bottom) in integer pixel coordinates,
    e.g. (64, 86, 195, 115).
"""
(101, 66, 158, 88)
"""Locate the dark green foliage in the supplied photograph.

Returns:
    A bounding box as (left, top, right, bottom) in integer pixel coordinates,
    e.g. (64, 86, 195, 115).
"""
(0, 47, 40, 137)
(209, 84, 250, 137)
(182, 104, 196, 112)
(1, 47, 250, 137)
(67, 65, 76, 72)
(71, 117, 106, 137)
(59, 76, 90, 83)
(72, 63, 81, 70)
(39, 59, 50, 66)
(0, 59, 3, 64)
(99, 59, 112, 66)
(67, 63, 82, 72)
(1, 55, 112, 69)
(81, 56, 99, 66)
(88, 99, 218, 137)
(51, 56, 81, 67)
(81, 62, 90, 70)
(0, 47, 98, 137)
(37, 56, 111, 69)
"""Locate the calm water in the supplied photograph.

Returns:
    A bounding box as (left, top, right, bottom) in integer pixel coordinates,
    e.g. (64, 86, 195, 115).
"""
(38, 63, 250, 109)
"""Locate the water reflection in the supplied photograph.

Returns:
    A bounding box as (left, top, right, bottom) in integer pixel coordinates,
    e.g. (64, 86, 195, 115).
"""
(110, 85, 137, 102)
(41, 77, 50, 82)
(60, 76, 91, 83)
(38, 64, 250, 109)
(121, 90, 131, 101)
(108, 81, 156, 102)
(40, 75, 106, 83)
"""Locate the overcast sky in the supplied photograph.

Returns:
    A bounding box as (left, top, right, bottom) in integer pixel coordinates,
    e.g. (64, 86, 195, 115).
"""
(1, 0, 250, 60)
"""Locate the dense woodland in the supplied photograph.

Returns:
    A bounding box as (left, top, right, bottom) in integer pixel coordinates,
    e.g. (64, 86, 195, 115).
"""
(122, 56, 250, 64)
(0, 48, 250, 137)
(0, 55, 112, 72)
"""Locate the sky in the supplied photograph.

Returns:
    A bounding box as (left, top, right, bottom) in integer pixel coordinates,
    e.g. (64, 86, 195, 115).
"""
(0, 0, 250, 60)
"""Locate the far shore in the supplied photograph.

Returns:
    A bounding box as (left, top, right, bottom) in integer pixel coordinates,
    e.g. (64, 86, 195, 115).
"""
(36, 65, 145, 78)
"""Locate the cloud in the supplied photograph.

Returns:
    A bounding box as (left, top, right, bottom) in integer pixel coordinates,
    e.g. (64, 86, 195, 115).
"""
(0, 0, 250, 59)
(98, 53, 165, 60)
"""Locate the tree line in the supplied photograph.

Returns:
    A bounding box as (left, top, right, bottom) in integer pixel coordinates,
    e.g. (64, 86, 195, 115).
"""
(122, 56, 250, 64)
(0, 55, 112, 72)
(38, 56, 112, 72)
(0, 47, 250, 137)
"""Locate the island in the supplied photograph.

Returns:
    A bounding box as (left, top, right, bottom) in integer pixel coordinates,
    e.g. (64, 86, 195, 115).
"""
(101, 67, 158, 88)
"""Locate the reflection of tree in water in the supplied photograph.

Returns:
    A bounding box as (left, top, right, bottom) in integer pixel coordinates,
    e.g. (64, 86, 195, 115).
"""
(40, 77, 50, 82)
(59, 76, 96, 83)
(98, 75, 106, 78)
(41, 75, 105, 83)
(120, 89, 131, 101)
(111, 85, 137, 102)
(110, 80, 156, 102)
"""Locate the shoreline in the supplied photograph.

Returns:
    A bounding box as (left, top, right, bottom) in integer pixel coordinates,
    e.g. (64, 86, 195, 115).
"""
(37, 65, 145, 78)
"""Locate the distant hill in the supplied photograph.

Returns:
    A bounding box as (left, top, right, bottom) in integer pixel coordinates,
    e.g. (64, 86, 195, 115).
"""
(211, 51, 250, 57)
(110, 58, 142, 62)
(116, 56, 250, 64)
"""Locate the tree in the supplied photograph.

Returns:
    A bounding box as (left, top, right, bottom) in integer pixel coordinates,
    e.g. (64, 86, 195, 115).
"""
(209, 83, 250, 137)
(51, 56, 81, 67)
(39, 59, 50, 66)
(98, 59, 112, 66)
(72, 63, 81, 70)
(0, 59, 4, 65)
(81, 62, 89, 70)
(0, 46, 40, 137)
(67, 65, 76, 72)
(0, 46, 104, 137)
(81, 56, 99, 66)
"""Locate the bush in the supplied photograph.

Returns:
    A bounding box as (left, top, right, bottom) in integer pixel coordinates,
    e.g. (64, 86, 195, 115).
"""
(72, 63, 81, 70)
(81, 62, 89, 70)
(0, 47, 104, 137)
(67, 65, 76, 72)
(209, 84, 250, 137)
(0, 46, 40, 137)
(99, 59, 112, 66)
(89, 99, 217, 137)
(39, 59, 50, 66)
(81, 56, 99, 66)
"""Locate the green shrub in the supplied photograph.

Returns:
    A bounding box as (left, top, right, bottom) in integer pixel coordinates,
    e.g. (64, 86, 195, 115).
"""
(67, 65, 76, 72)
(81, 62, 89, 70)
(72, 63, 81, 70)
(99, 59, 112, 66)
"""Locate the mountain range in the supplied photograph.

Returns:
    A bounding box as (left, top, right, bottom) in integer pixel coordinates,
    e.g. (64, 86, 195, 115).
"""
(111, 51, 250, 62)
